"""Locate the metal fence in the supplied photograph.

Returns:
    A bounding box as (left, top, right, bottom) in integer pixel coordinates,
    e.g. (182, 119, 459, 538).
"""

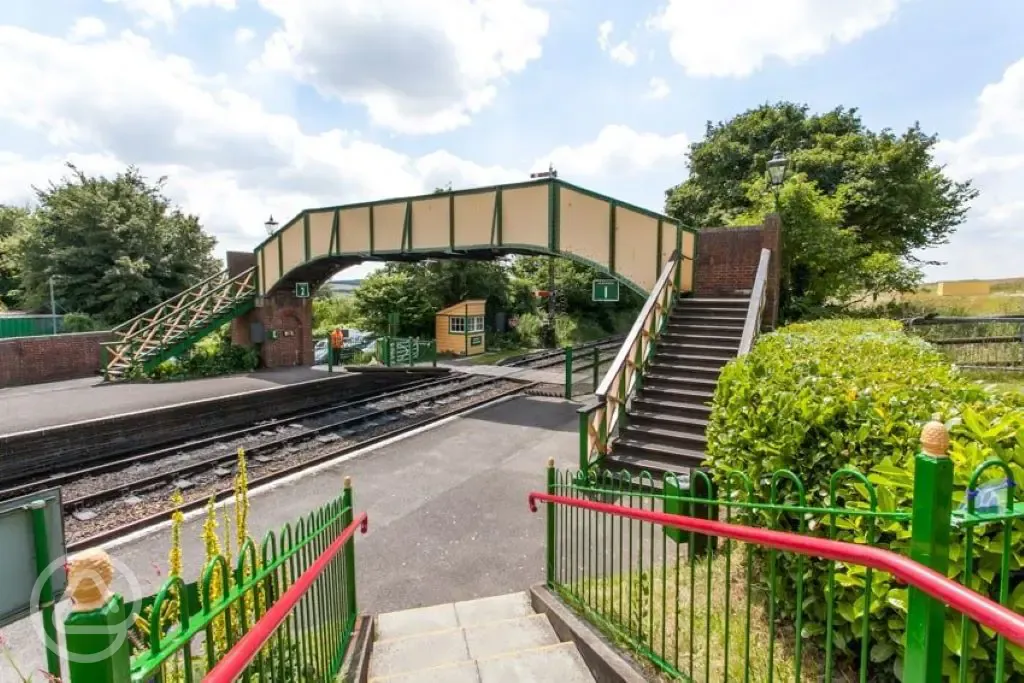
(906, 316, 1024, 371)
(379, 337, 437, 367)
(0, 314, 62, 338)
(533, 432, 1024, 682)
(62, 480, 366, 683)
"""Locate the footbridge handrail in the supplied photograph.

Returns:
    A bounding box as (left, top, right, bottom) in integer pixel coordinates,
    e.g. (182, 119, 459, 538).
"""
(579, 250, 684, 471)
(111, 267, 235, 336)
(527, 492, 1024, 647)
(738, 247, 771, 356)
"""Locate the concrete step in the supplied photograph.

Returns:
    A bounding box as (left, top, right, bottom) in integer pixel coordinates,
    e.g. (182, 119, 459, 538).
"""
(677, 297, 749, 307)
(610, 438, 706, 470)
(627, 410, 709, 434)
(632, 397, 712, 421)
(620, 425, 707, 451)
(370, 592, 595, 683)
(660, 332, 743, 346)
(653, 352, 731, 369)
(642, 363, 722, 380)
(658, 341, 737, 359)
(604, 451, 701, 479)
(641, 384, 714, 404)
(644, 373, 719, 392)
(665, 321, 744, 335)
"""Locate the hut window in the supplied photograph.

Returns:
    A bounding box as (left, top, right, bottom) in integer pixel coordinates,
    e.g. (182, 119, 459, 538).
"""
(468, 316, 485, 332)
(449, 317, 466, 333)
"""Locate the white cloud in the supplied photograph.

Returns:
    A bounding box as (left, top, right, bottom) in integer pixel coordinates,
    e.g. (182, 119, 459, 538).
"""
(234, 27, 255, 44)
(68, 17, 106, 41)
(103, 0, 237, 29)
(0, 26, 688, 267)
(597, 19, 636, 66)
(255, 0, 550, 134)
(647, 76, 670, 100)
(649, 0, 903, 78)
(921, 58, 1024, 280)
(537, 125, 689, 178)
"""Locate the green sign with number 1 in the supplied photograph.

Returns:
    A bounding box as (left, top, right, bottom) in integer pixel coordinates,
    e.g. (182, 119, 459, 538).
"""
(592, 280, 619, 302)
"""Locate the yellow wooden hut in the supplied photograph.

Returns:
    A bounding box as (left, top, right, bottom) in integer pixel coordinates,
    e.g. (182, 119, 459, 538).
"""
(436, 299, 487, 356)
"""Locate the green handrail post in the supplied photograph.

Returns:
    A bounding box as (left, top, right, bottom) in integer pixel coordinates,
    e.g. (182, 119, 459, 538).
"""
(431, 341, 437, 367)
(545, 457, 556, 587)
(578, 408, 590, 474)
(29, 501, 61, 678)
(564, 346, 573, 399)
(904, 417, 954, 683)
(342, 476, 358, 621)
(63, 553, 132, 683)
(327, 341, 334, 374)
(592, 346, 599, 391)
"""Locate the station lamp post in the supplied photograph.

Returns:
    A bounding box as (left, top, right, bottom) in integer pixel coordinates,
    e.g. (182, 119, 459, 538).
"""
(766, 150, 790, 211)
(264, 215, 279, 236)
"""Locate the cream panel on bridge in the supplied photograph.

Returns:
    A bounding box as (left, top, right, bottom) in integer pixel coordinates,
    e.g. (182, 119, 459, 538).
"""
(614, 208, 660, 292)
(308, 211, 333, 259)
(254, 178, 697, 297)
(558, 188, 609, 268)
(280, 217, 305, 277)
(411, 196, 450, 250)
(453, 191, 494, 247)
(501, 184, 548, 249)
(373, 201, 406, 252)
(338, 207, 371, 255)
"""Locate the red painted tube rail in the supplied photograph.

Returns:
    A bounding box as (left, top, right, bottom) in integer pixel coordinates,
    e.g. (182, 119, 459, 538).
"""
(203, 512, 369, 683)
(528, 492, 1024, 647)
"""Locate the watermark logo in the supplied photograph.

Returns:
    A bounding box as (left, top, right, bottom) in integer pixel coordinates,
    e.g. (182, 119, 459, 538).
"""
(30, 553, 145, 664)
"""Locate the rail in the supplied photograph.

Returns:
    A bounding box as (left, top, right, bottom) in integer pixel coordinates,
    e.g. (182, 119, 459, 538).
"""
(204, 512, 369, 682)
(738, 247, 771, 355)
(905, 315, 1024, 371)
(578, 250, 684, 471)
(528, 493, 1024, 645)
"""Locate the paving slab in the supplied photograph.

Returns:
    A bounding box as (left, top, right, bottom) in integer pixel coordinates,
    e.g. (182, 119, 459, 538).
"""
(463, 614, 559, 659)
(369, 628, 470, 678)
(376, 602, 459, 640)
(476, 643, 595, 683)
(370, 660, 480, 683)
(454, 592, 533, 627)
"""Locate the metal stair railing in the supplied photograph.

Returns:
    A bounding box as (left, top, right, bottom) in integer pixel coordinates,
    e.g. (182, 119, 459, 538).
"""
(576, 250, 685, 473)
(103, 267, 257, 378)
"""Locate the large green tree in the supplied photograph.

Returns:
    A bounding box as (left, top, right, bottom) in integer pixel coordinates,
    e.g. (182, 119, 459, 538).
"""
(17, 164, 220, 324)
(0, 205, 32, 310)
(665, 102, 977, 317)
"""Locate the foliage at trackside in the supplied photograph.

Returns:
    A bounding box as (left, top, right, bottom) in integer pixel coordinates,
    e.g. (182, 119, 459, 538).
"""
(130, 327, 259, 380)
(705, 318, 1024, 680)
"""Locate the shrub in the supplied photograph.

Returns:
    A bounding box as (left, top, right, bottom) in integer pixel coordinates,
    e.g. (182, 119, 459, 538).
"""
(142, 331, 259, 381)
(62, 312, 100, 332)
(706, 318, 1024, 680)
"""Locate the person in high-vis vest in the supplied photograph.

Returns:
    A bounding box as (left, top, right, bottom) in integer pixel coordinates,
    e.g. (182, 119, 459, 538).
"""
(330, 328, 343, 365)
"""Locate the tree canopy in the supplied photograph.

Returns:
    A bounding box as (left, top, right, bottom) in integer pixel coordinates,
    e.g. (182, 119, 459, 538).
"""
(665, 102, 977, 318)
(7, 164, 220, 325)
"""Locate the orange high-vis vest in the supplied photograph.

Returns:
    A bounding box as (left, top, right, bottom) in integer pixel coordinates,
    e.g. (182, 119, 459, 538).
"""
(330, 329, 343, 349)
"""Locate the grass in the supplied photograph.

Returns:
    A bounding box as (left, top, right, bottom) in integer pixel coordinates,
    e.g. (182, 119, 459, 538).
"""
(468, 347, 537, 364)
(565, 551, 856, 682)
(968, 370, 1024, 395)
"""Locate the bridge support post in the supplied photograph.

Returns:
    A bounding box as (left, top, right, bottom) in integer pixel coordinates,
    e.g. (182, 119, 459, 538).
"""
(904, 418, 953, 683)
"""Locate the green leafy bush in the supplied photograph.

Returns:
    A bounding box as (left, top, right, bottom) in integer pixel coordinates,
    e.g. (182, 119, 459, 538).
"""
(706, 318, 1024, 680)
(139, 330, 259, 381)
(62, 312, 100, 332)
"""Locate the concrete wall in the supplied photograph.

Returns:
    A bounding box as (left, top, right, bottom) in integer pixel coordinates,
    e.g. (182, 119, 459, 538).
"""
(695, 214, 781, 328)
(0, 331, 110, 388)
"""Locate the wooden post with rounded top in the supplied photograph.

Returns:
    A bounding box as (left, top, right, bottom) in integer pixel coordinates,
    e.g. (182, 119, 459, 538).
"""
(904, 416, 954, 683)
(63, 548, 131, 683)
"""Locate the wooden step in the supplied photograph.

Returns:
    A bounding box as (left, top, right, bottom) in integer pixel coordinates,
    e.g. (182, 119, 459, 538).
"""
(644, 374, 719, 392)
(653, 352, 731, 369)
(627, 410, 709, 434)
(677, 297, 749, 307)
(643, 363, 723, 380)
(658, 342, 737, 359)
(660, 333, 743, 347)
(620, 425, 707, 451)
(610, 438, 706, 470)
(632, 397, 712, 420)
(641, 384, 715, 403)
(665, 321, 744, 335)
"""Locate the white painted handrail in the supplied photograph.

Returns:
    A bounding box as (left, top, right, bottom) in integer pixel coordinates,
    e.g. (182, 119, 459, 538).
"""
(738, 248, 771, 356)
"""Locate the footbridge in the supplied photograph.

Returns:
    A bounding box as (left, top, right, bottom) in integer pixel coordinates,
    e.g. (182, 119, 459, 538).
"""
(103, 178, 697, 377)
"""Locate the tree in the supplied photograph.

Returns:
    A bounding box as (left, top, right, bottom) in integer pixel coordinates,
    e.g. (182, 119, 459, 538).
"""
(664, 102, 976, 317)
(0, 205, 32, 309)
(17, 164, 220, 324)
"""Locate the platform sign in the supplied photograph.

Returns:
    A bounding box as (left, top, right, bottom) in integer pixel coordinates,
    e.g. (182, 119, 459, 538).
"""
(592, 280, 620, 303)
(295, 282, 311, 298)
(0, 487, 66, 627)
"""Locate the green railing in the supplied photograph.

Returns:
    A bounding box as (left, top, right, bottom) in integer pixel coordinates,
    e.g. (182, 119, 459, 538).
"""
(578, 250, 685, 472)
(378, 337, 437, 367)
(535, 422, 1024, 682)
(103, 267, 257, 378)
(62, 479, 366, 683)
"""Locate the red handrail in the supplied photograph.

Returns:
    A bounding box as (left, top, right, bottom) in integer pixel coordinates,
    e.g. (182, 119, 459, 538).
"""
(528, 492, 1024, 646)
(203, 512, 369, 683)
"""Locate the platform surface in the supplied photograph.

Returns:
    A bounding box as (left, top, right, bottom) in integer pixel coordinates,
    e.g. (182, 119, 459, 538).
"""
(1, 395, 580, 680)
(0, 367, 349, 435)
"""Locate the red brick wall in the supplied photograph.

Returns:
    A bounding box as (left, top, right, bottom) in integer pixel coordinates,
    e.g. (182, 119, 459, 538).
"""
(0, 331, 111, 387)
(259, 290, 313, 368)
(696, 214, 782, 328)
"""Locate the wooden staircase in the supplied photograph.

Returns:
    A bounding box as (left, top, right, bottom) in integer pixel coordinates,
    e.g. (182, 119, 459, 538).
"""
(606, 296, 747, 476)
(103, 267, 257, 380)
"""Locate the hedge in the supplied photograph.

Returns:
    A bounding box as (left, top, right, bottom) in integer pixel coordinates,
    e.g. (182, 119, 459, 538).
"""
(705, 318, 1024, 680)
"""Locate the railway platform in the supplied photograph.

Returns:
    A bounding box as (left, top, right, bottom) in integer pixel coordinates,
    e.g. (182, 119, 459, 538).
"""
(0, 367, 369, 435)
(0, 394, 580, 680)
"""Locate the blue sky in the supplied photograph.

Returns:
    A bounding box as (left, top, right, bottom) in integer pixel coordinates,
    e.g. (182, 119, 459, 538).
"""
(0, 0, 1022, 282)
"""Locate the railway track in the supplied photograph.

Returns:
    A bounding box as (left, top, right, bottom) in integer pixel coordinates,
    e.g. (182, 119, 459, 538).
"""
(13, 336, 623, 552)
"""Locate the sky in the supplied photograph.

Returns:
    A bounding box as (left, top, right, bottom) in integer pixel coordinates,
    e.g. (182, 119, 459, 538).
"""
(0, 0, 1022, 283)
